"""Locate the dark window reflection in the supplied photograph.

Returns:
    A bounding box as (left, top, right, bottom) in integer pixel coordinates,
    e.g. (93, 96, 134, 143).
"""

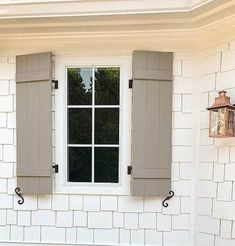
(68, 108, 92, 144)
(95, 108, 119, 144)
(94, 147, 119, 183)
(95, 68, 119, 105)
(68, 147, 92, 182)
(68, 68, 92, 105)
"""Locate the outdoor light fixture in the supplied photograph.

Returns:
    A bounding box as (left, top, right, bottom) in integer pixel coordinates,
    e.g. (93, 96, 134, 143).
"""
(207, 90, 235, 138)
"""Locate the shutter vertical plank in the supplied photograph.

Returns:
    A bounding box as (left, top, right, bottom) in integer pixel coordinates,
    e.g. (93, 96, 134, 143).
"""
(16, 84, 28, 170)
(159, 81, 172, 169)
(39, 81, 52, 171)
(27, 82, 40, 168)
(146, 81, 160, 170)
(131, 51, 173, 196)
(16, 52, 52, 194)
(132, 80, 147, 169)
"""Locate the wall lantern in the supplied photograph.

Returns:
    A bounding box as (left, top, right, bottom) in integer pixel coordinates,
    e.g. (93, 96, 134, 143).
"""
(207, 90, 235, 138)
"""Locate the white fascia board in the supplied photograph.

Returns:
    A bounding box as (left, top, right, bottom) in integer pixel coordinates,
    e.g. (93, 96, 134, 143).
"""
(0, 0, 194, 19)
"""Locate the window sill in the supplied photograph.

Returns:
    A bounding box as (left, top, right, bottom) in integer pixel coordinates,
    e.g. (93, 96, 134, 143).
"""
(53, 176, 131, 195)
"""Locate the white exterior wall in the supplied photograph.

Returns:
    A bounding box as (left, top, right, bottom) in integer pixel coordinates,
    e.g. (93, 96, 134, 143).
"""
(0, 51, 193, 245)
(197, 41, 235, 246)
(0, 27, 235, 245)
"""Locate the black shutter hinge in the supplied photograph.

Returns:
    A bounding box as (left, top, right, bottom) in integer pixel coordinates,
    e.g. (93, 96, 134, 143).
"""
(127, 165, 132, 175)
(52, 164, 59, 173)
(129, 79, 133, 89)
(52, 80, 58, 89)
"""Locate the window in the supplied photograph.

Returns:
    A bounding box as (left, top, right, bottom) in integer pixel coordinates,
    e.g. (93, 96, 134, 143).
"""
(67, 67, 120, 183)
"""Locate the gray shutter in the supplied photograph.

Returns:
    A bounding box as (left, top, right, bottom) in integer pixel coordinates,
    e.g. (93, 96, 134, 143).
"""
(131, 51, 173, 196)
(16, 52, 52, 194)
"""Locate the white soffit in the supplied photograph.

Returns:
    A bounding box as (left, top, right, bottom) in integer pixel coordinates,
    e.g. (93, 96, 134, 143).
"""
(0, 0, 220, 19)
(0, 0, 234, 43)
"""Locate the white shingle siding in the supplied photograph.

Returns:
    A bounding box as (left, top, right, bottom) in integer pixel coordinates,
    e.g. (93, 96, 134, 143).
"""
(197, 41, 235, 246)
(0, 51, 193, 245)
(0, 39, 233, 245)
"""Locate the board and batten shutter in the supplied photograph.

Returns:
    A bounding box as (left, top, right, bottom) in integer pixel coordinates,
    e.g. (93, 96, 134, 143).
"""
(16, 52, 52, 194)
(131, 51, 173, 196)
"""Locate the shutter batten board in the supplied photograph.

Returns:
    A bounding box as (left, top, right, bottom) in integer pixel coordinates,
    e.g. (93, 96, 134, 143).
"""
(16, 52, 52, 194)
(132, 168, 171, 178)
(131, 51, 173, 197)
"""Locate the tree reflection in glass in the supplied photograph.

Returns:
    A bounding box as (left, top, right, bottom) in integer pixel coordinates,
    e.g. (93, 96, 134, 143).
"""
(95, 68, 119, 105)
(68, 68, 92, 105)
(68, 147, 92, 182)
(68, 108, 92, 144)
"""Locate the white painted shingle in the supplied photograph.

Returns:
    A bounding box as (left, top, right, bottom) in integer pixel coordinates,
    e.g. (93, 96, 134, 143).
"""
(66, 228, 76, 244)
(0, 210, 6, 226)
(94, 229, 119, 245)
(221, 220, 232, 239)
(131, 229, 144, 245)
(0, 225, 10, 241)
(69, 195, 83, 210)
(10, 225, 23, 241)
(172, 214, 190, 230)
(139, 213, 156, 229)
(118, 196, 143, 212)
(113, 212, 123, 228)
(124, 213, 138, 229)
(84, 195, 100, 212)
(157, 214, 171, 231)
(120, 229, 130, 245)
(32, 210, 55, 225)
(41, 226, 65, 243)
(198, 198, 212, 216)
(0, 96, 13, 112)
(0, 80, 9, 95)
(0, 194, 12, 209)
(24, 226, 40, 242)
(17, 211, 30, 226)
(56, 211, 73, 227)
(101, 196, 117, 211)
(88, 211, 112, 229)
(217, 182, 232, 201)
(74, 211, 87, 227)
(145, 230, 162, 245)
(77, 228, 93, 244)
(52, 195, 69, 211)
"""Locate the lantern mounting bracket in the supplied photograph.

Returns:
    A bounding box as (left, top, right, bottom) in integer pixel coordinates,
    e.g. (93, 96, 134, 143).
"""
(162, 191, 175, 207)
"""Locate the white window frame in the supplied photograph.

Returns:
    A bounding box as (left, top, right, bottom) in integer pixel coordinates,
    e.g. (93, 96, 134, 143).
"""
(54, 55, 132, 195)
(67, 66, 120, 184)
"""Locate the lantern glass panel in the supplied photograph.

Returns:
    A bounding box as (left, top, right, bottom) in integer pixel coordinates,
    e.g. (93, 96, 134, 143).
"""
(228, 110, 234, 135)
(210, 108, 226, 137)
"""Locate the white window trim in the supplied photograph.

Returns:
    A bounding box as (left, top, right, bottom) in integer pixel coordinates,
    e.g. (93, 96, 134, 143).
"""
(54, 55, 132, 195)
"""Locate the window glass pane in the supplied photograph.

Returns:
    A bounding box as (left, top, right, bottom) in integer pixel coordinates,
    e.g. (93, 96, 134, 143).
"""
(68, 68, 92, 105)
(94, 147, 119, 183)
(68, 108, 92, 144)
(68, 147, 92, 182)
(95, 108, 119, 144)
(95, 68, 120, 105)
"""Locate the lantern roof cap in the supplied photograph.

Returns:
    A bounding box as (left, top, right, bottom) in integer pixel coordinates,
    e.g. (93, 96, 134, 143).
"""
(207, 90, 235, 110)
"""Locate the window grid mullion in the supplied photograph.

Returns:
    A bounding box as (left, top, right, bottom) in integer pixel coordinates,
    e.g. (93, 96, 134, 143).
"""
(67, 105, 120, 109)
(91, 68, 95, 183)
